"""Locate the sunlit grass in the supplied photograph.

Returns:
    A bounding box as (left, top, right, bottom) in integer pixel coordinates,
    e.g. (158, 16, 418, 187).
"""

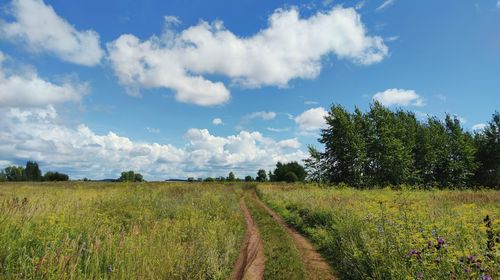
(0, 182, 245, 279)
(257, 184, 500, 280)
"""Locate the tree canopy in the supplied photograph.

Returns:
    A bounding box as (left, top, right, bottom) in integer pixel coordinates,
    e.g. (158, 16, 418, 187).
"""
(307, 103, 498, 188)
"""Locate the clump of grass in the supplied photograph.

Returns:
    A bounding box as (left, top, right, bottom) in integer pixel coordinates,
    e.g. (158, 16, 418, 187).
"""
(257, 184, 500, 280)
(245, 191, 305, 280)
(0, 182, 245, 279)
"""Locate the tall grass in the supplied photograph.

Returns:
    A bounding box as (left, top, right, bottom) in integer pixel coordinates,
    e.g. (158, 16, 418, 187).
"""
(257, 184, 500, 280)
(0, 182, 244, 279)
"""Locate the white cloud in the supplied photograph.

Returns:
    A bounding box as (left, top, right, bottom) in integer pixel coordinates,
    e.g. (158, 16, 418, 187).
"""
(372, 88, 425, 107)
(146, 127, 160, 133)
(0, 106, 305, 179)
(107, 6, 388, 106)
(212, 118, 223, 125)
(278, 138, 301, 149)
(472, 123, 487, 131)
(164, 15, 181, 26)
(304, 100, 319, 105)
(376, 0, 395, 11)
(247, 111, 277, 120)
(294, 107, 328, 132)
(0, 0, 104, 66)
(0, 51, 87, 107)
(267, 127, 290, 132)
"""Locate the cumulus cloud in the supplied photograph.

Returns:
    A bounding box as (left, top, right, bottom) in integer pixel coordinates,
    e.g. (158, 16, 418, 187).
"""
(212, 118, 223, 125)
(107, 6, 388, 106)
(0, 51, 87, 107)
(0, 106, 305, 179)
(0, 0, 103, 66)
(294, 107, 328, 132)
(372, 88, 425, 107)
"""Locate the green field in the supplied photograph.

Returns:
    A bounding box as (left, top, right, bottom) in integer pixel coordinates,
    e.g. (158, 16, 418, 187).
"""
(0, 182, 244, 279)
(0, 182, 499, 279)
(257, 184, 500, 279)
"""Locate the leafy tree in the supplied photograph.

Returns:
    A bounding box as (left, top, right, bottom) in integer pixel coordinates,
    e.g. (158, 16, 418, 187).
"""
(25, 161, 42, 181)
(43, 171, 69, 181)
(118, 170, 144, 182)
(227, 172, 236, 182)
(244, 175, 253, 182)
(0, 170, 6, 182)
(272, 161, 306, 182)
(474, 112, 500, 187)
(320, 105, 367, 186)
(284, 171, 298, 183)
(204, 177, 215, 182)
(187, 177, 195, 182)
(256, 169, 268, 182)
(303, 146, 325, 184)
(4, 166, 25, 181)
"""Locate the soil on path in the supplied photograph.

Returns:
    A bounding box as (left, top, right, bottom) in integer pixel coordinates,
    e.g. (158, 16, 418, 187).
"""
(252, 191, 337, 280)
(229, 197, 265, 280)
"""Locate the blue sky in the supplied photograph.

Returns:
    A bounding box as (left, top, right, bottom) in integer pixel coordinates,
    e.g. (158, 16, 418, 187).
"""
(0, 0, 499, 180)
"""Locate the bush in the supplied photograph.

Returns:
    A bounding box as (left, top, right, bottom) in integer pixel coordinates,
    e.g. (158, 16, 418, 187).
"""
(284, 171, 298, 183)
(43, 171, 69, 181)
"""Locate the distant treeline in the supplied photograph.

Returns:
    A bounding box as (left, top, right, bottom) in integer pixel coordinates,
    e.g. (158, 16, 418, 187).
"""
(0, 161, 69, 182)
(304, 102, 499, 188)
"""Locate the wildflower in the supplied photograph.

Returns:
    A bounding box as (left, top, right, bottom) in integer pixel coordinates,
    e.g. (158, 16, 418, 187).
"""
(466, 255, 476, 262)
(407, 249, 421, 258)
(435, 237, 445, 250)
(480, 275, 492, 280)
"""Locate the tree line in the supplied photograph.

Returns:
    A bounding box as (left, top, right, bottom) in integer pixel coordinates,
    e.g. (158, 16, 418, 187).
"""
(304, 102, 500, 188)
(0, 161, 69, 182)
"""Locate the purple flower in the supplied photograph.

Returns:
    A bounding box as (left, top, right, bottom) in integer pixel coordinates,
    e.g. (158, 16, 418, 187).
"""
(437, 237, 445, 245)
(407, 249, 421, 258)
(467, 255, 476, 262)
(480, 275, 492, 280)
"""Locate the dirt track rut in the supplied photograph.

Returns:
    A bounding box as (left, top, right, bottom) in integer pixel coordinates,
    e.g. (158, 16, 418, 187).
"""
(252, 191, 337, 280)
(229, 197, 265, 280)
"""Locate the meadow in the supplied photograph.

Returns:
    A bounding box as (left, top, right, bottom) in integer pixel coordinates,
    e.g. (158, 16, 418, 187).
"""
(0, 182, 244, 279)
(257, 184, 500, 279)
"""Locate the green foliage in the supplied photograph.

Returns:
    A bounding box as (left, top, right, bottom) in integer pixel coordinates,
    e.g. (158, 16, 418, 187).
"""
(227, 172, 236, 182)
(3, 165, 26, 181)
(204, 177, 215, 182)
(118, 170, 144, 182)
(284, 172, 298, 183)
(256, 169, 268, 182)
(25, 161, 42, 181)
(244, 175, 253, 182)
(314, 102, 485, 188)
(43, 171, 69, 181)
(474, 112, 500, 188)
(272, 161, 306, 182)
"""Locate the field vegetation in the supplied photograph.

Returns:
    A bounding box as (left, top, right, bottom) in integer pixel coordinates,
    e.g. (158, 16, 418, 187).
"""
(257, 184, 499, 279)
(0, 182, 244, 279)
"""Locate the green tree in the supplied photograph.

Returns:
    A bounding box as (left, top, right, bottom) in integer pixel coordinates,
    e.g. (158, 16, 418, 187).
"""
(272, 161, 306, 182)
(303, 146, 325, 185)
(256, 169, 267, 182)
(474, 112, 500, 187)
(320, 105, 367, 186)
(25, 161, 42, 181)
(244, 175, 253, 182)
(4, 166, 25, 181)
(284, 171, 298, 183)
(118, 170, 144, 182)
(43, 171, 69, 181)
(227, 172, 236, 182)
